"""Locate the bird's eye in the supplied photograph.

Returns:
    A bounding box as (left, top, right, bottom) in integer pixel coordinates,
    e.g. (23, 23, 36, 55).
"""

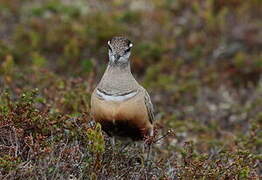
(108, 45, 112, 52)
(124, 43, 133, 54)
(108, 41, 112, 51)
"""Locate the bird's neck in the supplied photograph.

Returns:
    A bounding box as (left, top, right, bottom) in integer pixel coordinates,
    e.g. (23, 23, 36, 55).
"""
(98, 61, 139, 94)
(107, 61, 131, 75)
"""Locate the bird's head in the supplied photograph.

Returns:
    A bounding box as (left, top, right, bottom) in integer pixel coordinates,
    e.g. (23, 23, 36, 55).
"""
(107, 36, 133, 65)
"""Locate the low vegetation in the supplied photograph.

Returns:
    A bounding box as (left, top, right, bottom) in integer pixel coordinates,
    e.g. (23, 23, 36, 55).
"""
(0, 0, 261, 179)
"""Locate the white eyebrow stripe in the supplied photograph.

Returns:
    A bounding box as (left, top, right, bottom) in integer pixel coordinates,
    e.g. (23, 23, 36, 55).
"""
(96, 89, 138, 102)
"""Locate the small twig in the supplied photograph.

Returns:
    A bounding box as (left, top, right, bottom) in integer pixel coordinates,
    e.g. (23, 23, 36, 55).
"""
(12, 126, 19, 158)
(153, 129, 175, 143)
(119, 142, 131, 153)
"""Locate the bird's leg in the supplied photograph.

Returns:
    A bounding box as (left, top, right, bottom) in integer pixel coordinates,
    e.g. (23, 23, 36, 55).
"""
(141, 142, 145, 154)
(110, 137, 120, 177)
(110, 137, 115, 154)
(146, 143, 152, 162)
(146, 127, 154, 164)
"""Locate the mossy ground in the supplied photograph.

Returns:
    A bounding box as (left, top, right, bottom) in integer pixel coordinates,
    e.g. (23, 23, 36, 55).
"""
(0, 0, 261, 179)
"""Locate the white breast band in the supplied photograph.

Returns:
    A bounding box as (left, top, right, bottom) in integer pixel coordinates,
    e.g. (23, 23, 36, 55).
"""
(96, 89, 138, 102)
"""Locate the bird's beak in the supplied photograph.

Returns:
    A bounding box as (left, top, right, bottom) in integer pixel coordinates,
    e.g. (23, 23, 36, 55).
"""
(114, 54, 120, 62)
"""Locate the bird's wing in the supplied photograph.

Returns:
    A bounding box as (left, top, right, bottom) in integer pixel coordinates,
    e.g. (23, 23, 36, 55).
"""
(144, 90, 155, 124)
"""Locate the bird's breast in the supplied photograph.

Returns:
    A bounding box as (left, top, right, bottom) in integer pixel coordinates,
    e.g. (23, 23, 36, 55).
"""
(91, 92, 145, 121)
(91, 91, 153, 140)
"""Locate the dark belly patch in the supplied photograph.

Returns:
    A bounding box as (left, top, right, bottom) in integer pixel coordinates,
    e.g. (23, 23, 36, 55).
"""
(99, 120, 145, 141)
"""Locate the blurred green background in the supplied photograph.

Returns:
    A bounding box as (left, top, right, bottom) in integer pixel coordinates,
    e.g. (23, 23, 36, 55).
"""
(0, 0, 261, 179)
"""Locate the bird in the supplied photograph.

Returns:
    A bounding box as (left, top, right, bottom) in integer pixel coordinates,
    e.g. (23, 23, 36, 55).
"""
(91, 36, 154, 144)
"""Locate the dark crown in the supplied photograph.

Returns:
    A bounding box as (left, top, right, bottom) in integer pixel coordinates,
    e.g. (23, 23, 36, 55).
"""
(108, 36, 132, 56)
